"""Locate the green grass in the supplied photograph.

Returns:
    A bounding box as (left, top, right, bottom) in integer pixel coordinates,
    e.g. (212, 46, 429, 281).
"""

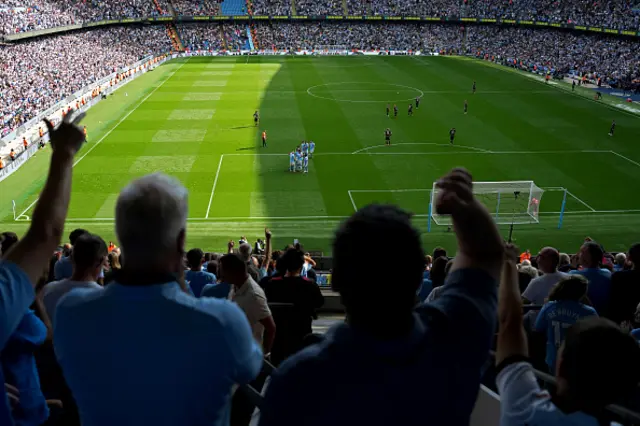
(2, 55, 640, 254)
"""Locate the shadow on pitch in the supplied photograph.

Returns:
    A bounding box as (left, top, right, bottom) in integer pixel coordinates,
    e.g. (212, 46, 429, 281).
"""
(231, 125, 255, 130)
(236, 146, 257, 151)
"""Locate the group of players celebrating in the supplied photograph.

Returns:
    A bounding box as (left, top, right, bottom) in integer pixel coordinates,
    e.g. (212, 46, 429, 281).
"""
(383, 82, 476, 146)
(289, 140, 315, 173)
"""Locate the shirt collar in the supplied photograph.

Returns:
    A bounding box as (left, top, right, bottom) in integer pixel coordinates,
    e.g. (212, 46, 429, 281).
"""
(234, 276, 253, 296)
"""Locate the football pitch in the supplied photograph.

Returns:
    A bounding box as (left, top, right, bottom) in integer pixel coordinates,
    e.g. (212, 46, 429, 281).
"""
(2, 55, 640, 253)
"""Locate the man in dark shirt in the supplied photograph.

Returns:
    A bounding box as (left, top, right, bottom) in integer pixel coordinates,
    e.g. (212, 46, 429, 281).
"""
(606, 243, 640, 326)
(259, 168, 504, 426)
(262, 248, 324, 365)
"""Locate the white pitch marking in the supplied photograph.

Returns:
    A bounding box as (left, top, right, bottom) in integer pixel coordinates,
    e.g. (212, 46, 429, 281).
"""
(347, 191, 358, 212)
(205, 155, 224, 219)
(351, 142, 491, 154)
(14, 59, 189, 221)
(565, 190, 596, 212)
(610, 151, 640, 168)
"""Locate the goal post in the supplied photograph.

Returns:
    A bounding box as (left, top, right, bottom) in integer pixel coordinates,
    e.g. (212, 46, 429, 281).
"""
(428, 181, 545, 227)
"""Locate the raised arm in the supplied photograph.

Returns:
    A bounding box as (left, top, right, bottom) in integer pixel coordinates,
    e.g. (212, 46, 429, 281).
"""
(1, 112, 84, 347)
(3, 113, 85, 284)
(496, 244, 528, 366)
(261, 228, 272, 270)
(436, 168, 504, 281)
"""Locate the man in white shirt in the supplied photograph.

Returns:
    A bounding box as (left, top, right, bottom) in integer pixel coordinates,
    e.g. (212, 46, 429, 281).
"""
(42, 233, 106, 325)
(496, 244, 640, 426)
(220, 253, 276, 354)
(522, 247, 567, 326)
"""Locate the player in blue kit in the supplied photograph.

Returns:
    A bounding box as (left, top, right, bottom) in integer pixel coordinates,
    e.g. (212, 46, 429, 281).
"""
(289, 150, 296, 172)
(295, 149, 303, 172)
(301, 141, 308, 156)
(303, 154, 309, 174)
(309, 140, 315, 158)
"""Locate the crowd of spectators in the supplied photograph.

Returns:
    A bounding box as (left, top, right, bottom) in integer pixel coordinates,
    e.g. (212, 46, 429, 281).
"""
(179, 22, 250, 50)
(0, 0, 169, 35)
(1, 0, 639, 35)
(254, 22, 462, 51)
(171, 0, 220, 16)
(250, 0, 291, 15)
(464, 26, 640, 87)
(0, 26, 171, 135)
(294, 0, 344, 15)
(3, 119, 640, 426)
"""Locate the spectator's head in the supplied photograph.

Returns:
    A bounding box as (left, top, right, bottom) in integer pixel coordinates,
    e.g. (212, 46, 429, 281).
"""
(537, 247, 560, 274)
(219, 253, 248, 287)
(627, 243, 640, 268)
(280, 248, 305, 276)
(62, 243, 72, 257)
(238, 242, 252, 262)
(579, 242, 603, 268)
(108, 252, 122, 270)
(186, 248, 204, 270)
(71, 233, 107, 282)
(559, 252, 571, 271)
(548, 275, 588, 302)
(332, 204, 424, 336)
(0, 231, 18, 256)
(206, 260, 218, 276)
(425, 255, 432, 269)
(430, 256, 449, 287)
(69, 228, 89, 245)
(556, 317, 640, 411)
(433, 247, 447, 260)
(615, 252, 627, 268)
(521, 259, 531, 267)
(115, 173, 187, 275)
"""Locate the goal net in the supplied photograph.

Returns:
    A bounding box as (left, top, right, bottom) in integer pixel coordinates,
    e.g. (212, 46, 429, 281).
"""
(429, 181, 544, 225)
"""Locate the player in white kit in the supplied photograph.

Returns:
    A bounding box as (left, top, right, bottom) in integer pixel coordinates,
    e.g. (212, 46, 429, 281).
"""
(303, 154, 309, 174)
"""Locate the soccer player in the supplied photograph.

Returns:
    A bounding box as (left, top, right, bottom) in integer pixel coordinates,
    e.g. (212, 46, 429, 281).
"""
(415, 96, 420, 109)
(289, 150, 295, 172)
(464, 100, 468, 115)
(262, 130, 267, 147)
(408, 104, 413, 116)
(472, 81, 476, 94)
(385, 104, 390, 118)
(609, 120, 616, 136)
(393, 104, 398, 118)
(83, 126, 88, 141)
(295, 149, 303, 172)
(529, 197, 540, 217)
(384, 128, 392, 146)
(309, 140, 315, 158)
(572, 80, 576, 91)
(301, 140, 308, 156)
(449, 127, 456, 145)
(303, 154, 309, 174)
(253, 110, 259, 127)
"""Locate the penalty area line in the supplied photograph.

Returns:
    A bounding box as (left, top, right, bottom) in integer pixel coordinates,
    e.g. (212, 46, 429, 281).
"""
(205, 154, 224, 219)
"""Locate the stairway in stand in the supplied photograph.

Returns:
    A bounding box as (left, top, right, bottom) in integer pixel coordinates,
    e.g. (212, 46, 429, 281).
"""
(166, 23, 184, 52)
(220, 0, 247, 15)
(341, 0, 347, 15)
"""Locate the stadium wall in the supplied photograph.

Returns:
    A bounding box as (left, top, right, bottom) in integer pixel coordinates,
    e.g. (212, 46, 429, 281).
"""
(0, 54, 168, 182)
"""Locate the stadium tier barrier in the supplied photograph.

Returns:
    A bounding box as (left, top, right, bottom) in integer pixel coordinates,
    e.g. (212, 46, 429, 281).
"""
(0, 54, 168, 183)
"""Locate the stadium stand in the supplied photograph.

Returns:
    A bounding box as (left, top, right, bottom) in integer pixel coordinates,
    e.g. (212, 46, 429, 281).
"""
(2, 2, 640, 424)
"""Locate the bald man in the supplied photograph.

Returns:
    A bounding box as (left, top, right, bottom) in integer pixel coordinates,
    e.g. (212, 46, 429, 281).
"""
(522, 247, 568, 306)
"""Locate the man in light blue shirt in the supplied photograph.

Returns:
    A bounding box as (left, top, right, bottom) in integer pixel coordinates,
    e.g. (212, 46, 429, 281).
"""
(185, 248, 216, 297)
(569, 242, 611, 313)
(0, 112, 87, 425)
(55, 173, 263, 426)
(53, 228, 89, 280)
(496, 245, 640, 426)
